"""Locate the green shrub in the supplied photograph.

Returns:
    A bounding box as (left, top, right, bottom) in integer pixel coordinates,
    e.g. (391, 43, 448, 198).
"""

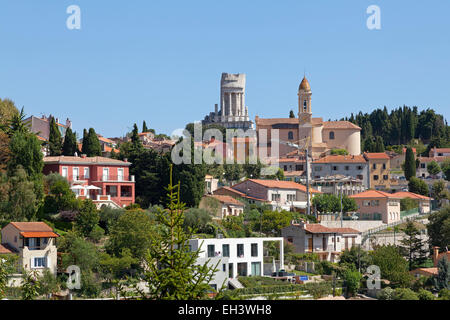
(438, 288, 450, 300)
(377, 287, 394, 300)
(417, 289, 435, 300)
(393, 288, 419, 300)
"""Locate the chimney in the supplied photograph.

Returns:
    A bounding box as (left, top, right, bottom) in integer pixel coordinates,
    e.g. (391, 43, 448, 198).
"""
(433, 246, 440, 267)
(81, 154, 87, 159)
(124, 158, 128, 162)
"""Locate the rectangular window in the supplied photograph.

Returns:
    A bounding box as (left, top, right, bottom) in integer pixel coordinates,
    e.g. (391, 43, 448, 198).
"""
(345, 166, 350, 171)
(421, 163, 426, 168)
(73, 167, 79, 181)
(295, 165, 304, 171)
(222, 264, 226, 272)
(237, 244, 244, 257)
(363, 200, 371, 207)
(332, 166, 338, 171)
(314, 166, 322, 172)
(207, 244, 215, 258)
(284, 165, 288, 171)
(83, 167, 89, 179)
(382, 163, 386, 170)
(357, 166, 363, 170)
(383, 175, 389, 180)
(33, 257, 47, 268)
(118, 168, 124, 181)
(251, 243, 258, 257)
(271, 194, 280, 201)
(373, 175, 379, 181)
(251, 262, 261, 276)
(62, 167, 68, 178)
(372, 164, 376, 170)
(102, 168, 109, 181)
(357, 175, 363, 180)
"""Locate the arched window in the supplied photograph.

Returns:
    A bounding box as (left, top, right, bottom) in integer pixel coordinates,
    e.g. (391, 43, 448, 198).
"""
(288, 131, 294, 140)
(303, 100, 307, 112)
(329, 131, 335, 140)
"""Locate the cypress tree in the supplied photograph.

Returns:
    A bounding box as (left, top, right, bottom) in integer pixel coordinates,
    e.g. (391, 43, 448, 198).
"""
(374, 136, 385, 152)
(404, 147, 416, 180)
(81, 129, 88, 155)
(289, 110, 295, 118)
(62, 127, 78, 156)
(142, 121, 149, 133)
(48, 116, 62, 156)
(83, 128, 102, 157)
(131, 123, 143, 153)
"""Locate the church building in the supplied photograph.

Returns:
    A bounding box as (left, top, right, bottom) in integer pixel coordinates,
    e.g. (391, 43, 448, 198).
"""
(255, 76, 361, 159)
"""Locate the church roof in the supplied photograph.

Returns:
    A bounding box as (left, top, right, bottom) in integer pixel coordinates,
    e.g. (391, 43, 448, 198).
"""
(299, 77, 311, 91)
(255, 117, 323, 126)
(323, 121, 361, 130)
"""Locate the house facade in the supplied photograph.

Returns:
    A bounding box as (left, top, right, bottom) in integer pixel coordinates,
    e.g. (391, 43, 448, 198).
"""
(231, 179, 321, 211)
(311, 155, 369, 189)
(189, 237, 284, 289)
(199, 195, 245, 219)
(0, 222, 59, 278)
(349, 190, 402, 224)
(43, 155, 135, 208)
(364, 152, 394, 190)
(282, 221, 361, 262)
(417, 156, 449, 179)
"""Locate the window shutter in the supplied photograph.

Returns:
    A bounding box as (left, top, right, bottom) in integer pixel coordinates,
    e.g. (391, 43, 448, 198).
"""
(30, 258, 34, 268)
(46, 256, 50, 268)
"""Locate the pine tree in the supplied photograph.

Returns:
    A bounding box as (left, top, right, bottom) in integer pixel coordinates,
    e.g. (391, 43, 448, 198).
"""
(434, 256, 450, 291)
(404, 147, 416, 180)
(48, 116, 62, 156)
(142, 121, 149, 133)
(62, 127, 78, 156)
(131, 123, 143, 153)
(81, 129, 88, 155)
(289, 110, 295, 118)
(374, 136, 385, 152)
(140, 165, 218, 299)
(82, 128, 102, 157)
(399, 220, 428, 270)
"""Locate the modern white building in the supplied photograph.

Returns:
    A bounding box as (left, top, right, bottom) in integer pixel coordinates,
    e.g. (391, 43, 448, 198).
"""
(189, 237, 284, 290)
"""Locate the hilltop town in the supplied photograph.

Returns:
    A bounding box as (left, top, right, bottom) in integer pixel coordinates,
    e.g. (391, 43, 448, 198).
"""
(0, 73, 449, 301)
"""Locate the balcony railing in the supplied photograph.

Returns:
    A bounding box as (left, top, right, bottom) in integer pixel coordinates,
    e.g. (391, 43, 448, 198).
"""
(99, 175, 135, 182)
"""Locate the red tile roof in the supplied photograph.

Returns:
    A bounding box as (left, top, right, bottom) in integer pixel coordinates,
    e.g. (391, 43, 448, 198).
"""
(301, 224, 360, 234)
(44, 156, 130, 166)
(255, 117, 323, 126)
(214, 186, 268, 202)
(323, 121, 361, 130)
(0, 243, 16, 254)
(20, 231, 59, 238)
(9, 222, 54, 232)
(349, 190, 402, 199)
(313, 155, 366, 164)
(236, 179, 321, 194)
(392, 191, 432, 201)
(207, 195, 244, 206)
(364, 152, 390, 160)
(418, 156, 450, 163)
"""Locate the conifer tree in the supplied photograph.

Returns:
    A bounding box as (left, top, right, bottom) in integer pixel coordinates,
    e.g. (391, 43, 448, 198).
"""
(81, 129, 88, 155)
(48, 116, 62, 156)
(140, 165, 218, 299)
(289, 110, 295, 118)
(62, 127, 78, 156)
(404, 147, 416, 180)
(82, 128, 102, 157)
(142, 121, 149, 133)
(434, 256, 450, 291)
(399, 220, 428, 270)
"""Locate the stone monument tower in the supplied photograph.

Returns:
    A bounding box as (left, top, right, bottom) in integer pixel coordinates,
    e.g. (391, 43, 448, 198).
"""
(202, 73, 253, 130)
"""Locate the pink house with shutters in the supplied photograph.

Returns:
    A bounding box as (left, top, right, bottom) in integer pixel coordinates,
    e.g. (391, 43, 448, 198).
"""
(43, 155, 135, 208)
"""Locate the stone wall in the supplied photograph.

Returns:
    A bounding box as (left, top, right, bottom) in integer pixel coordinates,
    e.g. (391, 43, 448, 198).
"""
(320, 220, 384, 233)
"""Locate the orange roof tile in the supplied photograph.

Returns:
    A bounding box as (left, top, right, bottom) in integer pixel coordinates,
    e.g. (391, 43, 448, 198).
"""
(323, 121, 361, 130)
(20, 231, 59, 238)
(44, 156, 130, 166)
(302, 224, 360, 234)
(10, 222, 54, 232)
(364, 152, 390, 160)
(0, 243, 16, 254)
(242, 179, 321, 194)
(392, 191, 432, 201)
(313, 155, 366, 164)
(349, 190, 401, 199)
(208, 195, 244, 206)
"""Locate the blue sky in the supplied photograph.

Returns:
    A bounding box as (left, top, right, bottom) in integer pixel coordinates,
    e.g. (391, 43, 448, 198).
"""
(0, 1, 449, 138)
